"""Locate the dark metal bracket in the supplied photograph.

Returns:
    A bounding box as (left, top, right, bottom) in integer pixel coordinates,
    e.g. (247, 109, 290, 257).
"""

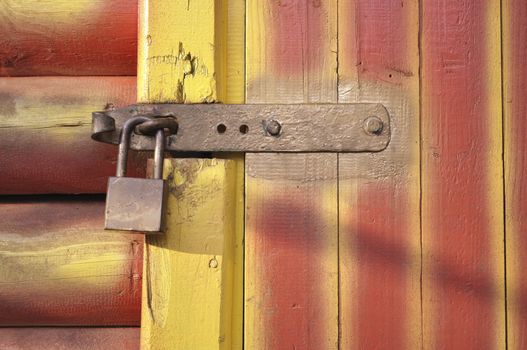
(91, 103, 391, 152)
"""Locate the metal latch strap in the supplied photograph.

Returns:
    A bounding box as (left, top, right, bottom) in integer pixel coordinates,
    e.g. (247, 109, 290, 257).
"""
(92, 103, 391, 153)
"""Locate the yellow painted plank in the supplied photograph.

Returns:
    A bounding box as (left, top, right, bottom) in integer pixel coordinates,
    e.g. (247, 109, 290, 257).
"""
(138, 0, 219, 103)
(141, 159, 240, 349)
(244, 1, 339, 348)
(138, 0, 244, 349)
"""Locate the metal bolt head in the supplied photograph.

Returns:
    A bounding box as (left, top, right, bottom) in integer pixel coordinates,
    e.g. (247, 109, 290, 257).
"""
(209, 258, 218, 268)
(266, 120, 282, 136)
(363, 116, 384, 135)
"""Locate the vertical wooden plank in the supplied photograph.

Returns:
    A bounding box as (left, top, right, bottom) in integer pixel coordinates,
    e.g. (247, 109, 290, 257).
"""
(504, 1, 527, 348)
(142, 160, 241, 349)
(245, 1, 338, 349)
(138, 0, 244, 349)
(138, 0, 218, 104)
(421, 0, 505, 348)
(338, 1, 421, 349)
(215, 3, 246, 349)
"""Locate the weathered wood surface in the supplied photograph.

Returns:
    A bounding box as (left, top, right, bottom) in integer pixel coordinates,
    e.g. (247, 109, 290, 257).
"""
(421, 1, 505, 349)
(0, 0, 137, 76)
(245, 1, 339, 349)
(504, 1, 527, 348)
(337, 1, 421, 348)
(138, 1, 245, 348)
(0, 328, 139, 350)
(0, 197, 142, 325)
(138, 0, 231, 104)
(141, 159, 241, 349)
(0, 77, 144, 194)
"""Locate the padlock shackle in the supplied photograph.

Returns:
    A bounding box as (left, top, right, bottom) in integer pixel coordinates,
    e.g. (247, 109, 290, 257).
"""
(153, 128, 166, 180)
(117, 116, 152, 177)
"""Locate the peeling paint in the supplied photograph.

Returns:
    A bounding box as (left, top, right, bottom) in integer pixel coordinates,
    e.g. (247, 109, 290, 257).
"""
(146, 42, 215, 102)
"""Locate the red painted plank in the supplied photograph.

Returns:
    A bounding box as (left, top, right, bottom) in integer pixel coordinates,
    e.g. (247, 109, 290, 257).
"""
(338, 0, 420, 348)
(421, 0, 504, 348)
(0, 328, 139, 350)
(245, 1, 339, 348)
(245, 155, 338, 349)
(0, 197, 142, 326)
(504, 1, 527, 349)
(0, 77, 145, 194)
(0, 0, 137, 76)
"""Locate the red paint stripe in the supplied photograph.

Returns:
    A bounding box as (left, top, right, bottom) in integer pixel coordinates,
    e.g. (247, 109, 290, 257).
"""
(250, 187, 331, 349)
(506, 0, 527, 346)
(356, 0, 413, 85)
(422, 1, 496, 348)
(0, 1, 137, 76)
(353, 182, 409, 350)
(340, 1, 416, 348)
(270, 0, 322, 76)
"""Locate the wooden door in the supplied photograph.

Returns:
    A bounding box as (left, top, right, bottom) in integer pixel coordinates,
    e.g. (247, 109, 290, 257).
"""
(1, 1, 527, 349)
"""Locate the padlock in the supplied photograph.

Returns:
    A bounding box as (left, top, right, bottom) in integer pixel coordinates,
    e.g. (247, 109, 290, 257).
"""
(105, 116, 168, 234)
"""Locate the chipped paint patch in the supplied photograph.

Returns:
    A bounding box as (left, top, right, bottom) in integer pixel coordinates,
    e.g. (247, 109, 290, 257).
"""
(138, 0, 219, 104)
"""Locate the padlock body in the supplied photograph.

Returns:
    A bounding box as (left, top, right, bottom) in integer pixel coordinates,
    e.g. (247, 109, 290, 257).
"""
(105, 177, 167, 233)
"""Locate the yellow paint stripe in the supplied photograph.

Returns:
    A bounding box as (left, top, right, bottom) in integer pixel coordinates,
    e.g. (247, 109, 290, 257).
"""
(138, 0, 245, 348)
(502, 1, 521, 349)
(141, 159, 239, 349)
(486, 2, 506, 349)
(138, 0, 218, 103)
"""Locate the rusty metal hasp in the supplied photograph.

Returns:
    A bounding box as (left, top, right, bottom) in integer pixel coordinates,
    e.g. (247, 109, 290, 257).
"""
(91, 103, 391, 152)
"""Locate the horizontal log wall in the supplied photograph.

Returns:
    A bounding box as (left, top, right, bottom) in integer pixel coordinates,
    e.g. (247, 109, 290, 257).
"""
(0, 0, 142, 344)
(0, 197, 142, 325)
(0, 0, 137, 76)
(0, 328, 139, 350)
(0, 77, 144, 194)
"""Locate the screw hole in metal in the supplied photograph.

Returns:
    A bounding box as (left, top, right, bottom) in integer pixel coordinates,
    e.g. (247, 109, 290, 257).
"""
(239, 124, 249, 134)
(217, 124, 227, 134)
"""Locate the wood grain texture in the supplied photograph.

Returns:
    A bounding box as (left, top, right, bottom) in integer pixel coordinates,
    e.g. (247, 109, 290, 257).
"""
(421, 1, 505, 348)
(138, 0, 222, 103)
(337, 1, 421, 349)
(245, 1, 338, 348)
(245, 154, 338, 349)
(138, 1, 245, 348)
(0, 76, 144, 194)
(141, 159, 240, 349)
(503, 1, 527, 348)
(0, 327, 139, 350)
(0, 197, 142, 326)
(0, 0, 137, 76)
